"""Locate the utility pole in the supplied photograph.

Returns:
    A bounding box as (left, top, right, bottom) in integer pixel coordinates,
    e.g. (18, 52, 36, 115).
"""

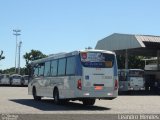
(18, 41, 22, 74)
(125, 49, 128, 70)
(13, 29, 21, 74)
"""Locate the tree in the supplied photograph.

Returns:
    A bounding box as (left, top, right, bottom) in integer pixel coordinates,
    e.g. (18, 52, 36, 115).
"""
(0, 50, 5, 61)
(117, 55, 145, 69)
(117, 55, 125, 69)
(23, 50, 47, 75)
(128, 56, 145, 69)
(2, 67, 26, 75)
(23, 50, 47, 65)
(2, 67, 15, 74)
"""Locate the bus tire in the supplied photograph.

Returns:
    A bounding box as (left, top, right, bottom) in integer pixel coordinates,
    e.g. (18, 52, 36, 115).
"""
(21, 80, 24, 86)
(10, 79, 12, 86)
(82, 99, 96, 106)
(53, 88, 60, 104)
(32, 87, 41, 101)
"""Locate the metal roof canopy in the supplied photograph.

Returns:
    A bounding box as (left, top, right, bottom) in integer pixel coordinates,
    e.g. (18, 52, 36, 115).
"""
(95, 33, 160, 57)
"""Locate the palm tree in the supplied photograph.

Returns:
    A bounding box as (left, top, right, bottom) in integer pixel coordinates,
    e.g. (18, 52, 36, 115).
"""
(0, 51, 5, 61)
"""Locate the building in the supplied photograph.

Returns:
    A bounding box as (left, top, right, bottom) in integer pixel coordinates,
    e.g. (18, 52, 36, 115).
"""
(95, 33, 160, 91)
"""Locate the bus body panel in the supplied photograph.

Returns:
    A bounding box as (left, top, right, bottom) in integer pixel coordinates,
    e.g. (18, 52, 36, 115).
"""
(80, 67, 117, 98)
(10, 74, 22, 86)
(82, 67, 114, 88)
(29, 76, 79, 98)
(129, 77, 145, 90)
(12, 79, 21, 85)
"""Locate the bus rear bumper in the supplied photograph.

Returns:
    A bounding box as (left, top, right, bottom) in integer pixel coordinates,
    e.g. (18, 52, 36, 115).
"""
(75, 90, 118, 100)
(128, 87, 145, 91)
(72, 97, 117, 101)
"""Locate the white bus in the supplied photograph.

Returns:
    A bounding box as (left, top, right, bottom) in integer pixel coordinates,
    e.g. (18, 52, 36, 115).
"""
(118, 69, 145, 92)
(0, 74, 10, 85)
(28, 49, 118, 105)
(10, 74, 22, 86)
(22, 75, 29, 86)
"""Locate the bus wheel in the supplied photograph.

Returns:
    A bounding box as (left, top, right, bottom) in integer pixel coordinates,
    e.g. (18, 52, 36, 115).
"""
(21, 80, 24, 86)
(10, 79, 12, 86)
(32, 87, 41, 101)
(82, 99, 96, 106)
(53, 89, 60, 104)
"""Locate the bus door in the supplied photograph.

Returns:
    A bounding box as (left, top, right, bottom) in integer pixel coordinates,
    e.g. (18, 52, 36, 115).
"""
(119, 71, 128, 91)
(33, 63, 46, 96)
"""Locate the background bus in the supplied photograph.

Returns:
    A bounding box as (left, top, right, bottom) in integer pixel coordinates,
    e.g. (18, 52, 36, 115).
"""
(143, 58, 160, 93)
(0, 74, 10, 85)
(10, 74, 22, 86)
(118, 69, 145, 92)
(28, 49, 118, 105)
(21, 75, 29, 86)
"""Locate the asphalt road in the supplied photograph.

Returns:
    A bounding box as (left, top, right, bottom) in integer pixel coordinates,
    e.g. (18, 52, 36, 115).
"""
(0, 87, 160, 120)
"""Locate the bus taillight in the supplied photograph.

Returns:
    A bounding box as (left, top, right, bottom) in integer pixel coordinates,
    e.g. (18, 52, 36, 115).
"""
(77, 79, 82, 90)
(114, 79, 118, 90)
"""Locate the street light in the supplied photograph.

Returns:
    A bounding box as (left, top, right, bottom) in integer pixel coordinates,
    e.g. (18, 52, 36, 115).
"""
(13, 29, 21, 74)
(18, 41, 22, 74)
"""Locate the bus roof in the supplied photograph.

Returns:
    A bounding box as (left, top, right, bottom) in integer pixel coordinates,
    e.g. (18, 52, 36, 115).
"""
(80, 49, 115, 54)
(30, 49, 115, 65)
(118, 69, 144, 72)
(10, 74, 22, 77)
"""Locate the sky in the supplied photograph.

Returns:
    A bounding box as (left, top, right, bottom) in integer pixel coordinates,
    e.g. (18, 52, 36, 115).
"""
(0, 0, 160, 70)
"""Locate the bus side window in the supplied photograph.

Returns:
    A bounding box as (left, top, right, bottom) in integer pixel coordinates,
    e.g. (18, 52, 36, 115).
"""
(51, 60, 58, 76)
(58, 58, 66, 76)
(33, 66, 39, 77)
(38, 63, 45, 77)
(44, 61, 51, 77)
(66, 56, 76, 75)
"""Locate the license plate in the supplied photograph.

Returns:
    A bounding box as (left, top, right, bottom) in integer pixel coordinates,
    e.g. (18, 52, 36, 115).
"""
(94, 86, 103, 90)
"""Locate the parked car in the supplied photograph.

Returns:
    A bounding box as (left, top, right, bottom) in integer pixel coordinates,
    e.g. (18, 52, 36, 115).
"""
(21, 75, 29, 86)
(10, 74, 22, 86)
(0, 74, 10, 85)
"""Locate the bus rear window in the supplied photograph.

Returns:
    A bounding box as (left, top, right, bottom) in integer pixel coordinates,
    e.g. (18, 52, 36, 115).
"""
(13, 76, 21, 79)
(129, 71, 144, 77)
(80, 52, 114, 68)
